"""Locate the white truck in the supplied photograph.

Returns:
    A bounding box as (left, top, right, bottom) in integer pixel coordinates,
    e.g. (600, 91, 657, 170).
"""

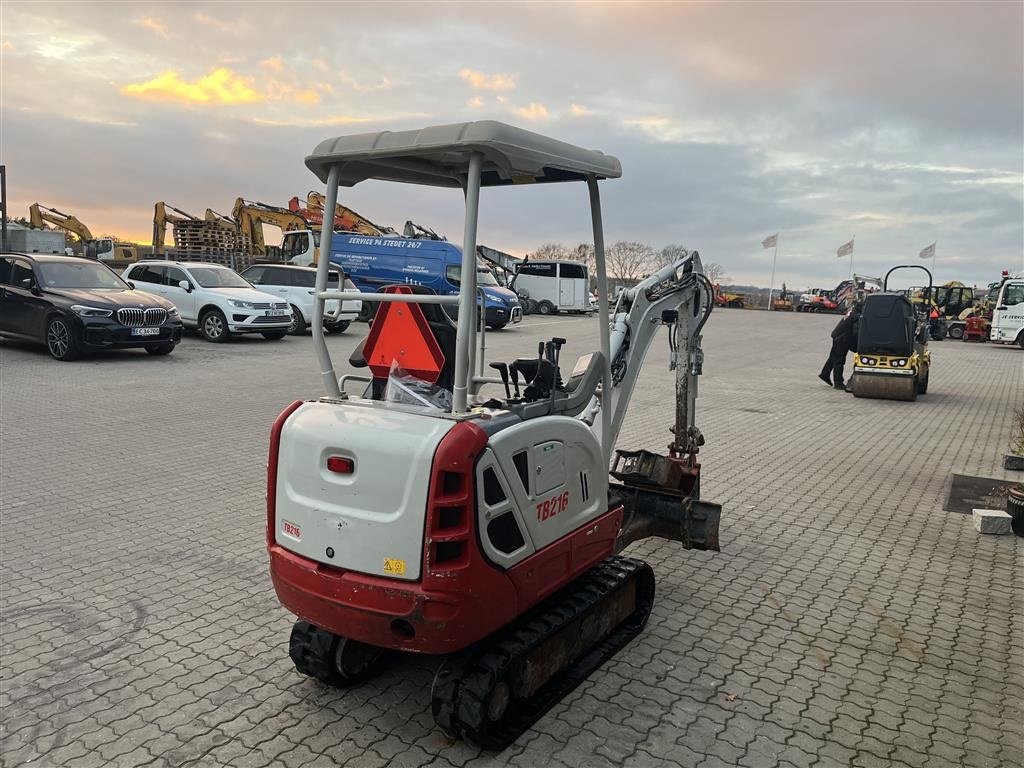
(512, 259, 591, 315)
(990, 272, 1024, 348)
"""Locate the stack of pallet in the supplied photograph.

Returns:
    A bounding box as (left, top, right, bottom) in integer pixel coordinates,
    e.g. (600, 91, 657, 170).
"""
(170, 220, 254, 270)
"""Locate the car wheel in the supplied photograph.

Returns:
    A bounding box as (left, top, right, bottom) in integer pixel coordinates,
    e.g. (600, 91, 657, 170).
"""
(288, 306, 306, 336)
(1017, 331, 1024, 350)
(947, 324, 964, 340)
(262, 330, 287, 340)
(46, 316, 80, 361)
(327, 320, 350, 333)
(200, 309, 230, 342)
(145, 342, 175, 356)
(537, 300, 554, 315)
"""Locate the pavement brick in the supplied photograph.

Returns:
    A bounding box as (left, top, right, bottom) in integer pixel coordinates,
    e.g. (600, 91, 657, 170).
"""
(2, 310, 1020, 768)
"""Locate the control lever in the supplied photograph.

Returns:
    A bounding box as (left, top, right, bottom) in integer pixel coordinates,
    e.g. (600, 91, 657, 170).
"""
(489, 362, 512, 400)
(550, 337, 566, 389)
(508, 364, 522, 398)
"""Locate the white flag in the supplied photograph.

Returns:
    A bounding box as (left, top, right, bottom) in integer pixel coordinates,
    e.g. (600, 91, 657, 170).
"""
(761, 234, 778, 249)
(836, 239, 854, 258)
(919, 242, 935, 260)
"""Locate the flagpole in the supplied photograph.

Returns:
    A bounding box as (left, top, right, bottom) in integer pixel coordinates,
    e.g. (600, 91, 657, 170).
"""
(768, 237, 779, 309)
(931, 240, 937, 279)
(849, 235, 855, 279)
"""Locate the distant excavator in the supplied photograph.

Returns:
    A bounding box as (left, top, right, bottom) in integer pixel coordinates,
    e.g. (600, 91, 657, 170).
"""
(287, 190, 395, 236)
(152, 202, 201, 256)
(29, 203, 138, 262)
(232, 198, 309, 257)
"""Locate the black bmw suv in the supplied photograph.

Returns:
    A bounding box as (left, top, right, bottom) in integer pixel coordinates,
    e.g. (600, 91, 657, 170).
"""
(0, 253, 184, 361)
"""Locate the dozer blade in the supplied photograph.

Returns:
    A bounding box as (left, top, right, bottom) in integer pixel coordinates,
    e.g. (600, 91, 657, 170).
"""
(611, 484, 721, 552)
(850, 374, 917, 401)
(431, 556, 655, 751)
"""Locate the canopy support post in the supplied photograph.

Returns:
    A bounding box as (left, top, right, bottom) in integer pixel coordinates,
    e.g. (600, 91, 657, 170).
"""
(452, 152, 483, 414)
(314, 164, 342, 398)
(587, 175, 613, 464)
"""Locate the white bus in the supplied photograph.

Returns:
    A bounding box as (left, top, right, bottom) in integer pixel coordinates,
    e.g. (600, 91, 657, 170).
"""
(512, 259, 591, 315)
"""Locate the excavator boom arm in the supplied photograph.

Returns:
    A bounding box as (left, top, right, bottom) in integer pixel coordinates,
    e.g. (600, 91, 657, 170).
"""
(291, 191, 392, 236)
(153, 202, 198, 255)
(29, 203, 94, 242)
(583, 252, 712, 458)
(231, 198, 308, 257)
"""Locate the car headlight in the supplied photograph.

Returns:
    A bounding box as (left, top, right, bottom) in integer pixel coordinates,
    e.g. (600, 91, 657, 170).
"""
(70, 304, 112, 317)
(167, 306, 179, 317)
(228, 299, 255, 309)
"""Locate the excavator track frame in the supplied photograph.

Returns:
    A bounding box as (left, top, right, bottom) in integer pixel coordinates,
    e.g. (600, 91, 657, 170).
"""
(431, 556, 655, 751)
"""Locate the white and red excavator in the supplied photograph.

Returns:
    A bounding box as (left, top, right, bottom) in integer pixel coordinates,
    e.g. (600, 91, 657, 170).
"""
(266, 121, 722, 750)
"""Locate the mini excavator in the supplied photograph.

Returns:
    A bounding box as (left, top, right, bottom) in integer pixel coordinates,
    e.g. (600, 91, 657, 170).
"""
(266, 121, 722, 750)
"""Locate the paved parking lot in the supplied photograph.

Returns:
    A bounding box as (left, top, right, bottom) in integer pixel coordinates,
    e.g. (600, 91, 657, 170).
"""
(1, 308, 1021, 768)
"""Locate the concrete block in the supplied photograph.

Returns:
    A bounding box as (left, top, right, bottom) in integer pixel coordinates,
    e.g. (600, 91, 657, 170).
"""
(1003, 453, 1024, 471)
(972, 508, 1012, 534)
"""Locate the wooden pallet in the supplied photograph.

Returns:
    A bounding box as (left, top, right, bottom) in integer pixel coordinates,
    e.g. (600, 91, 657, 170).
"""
(169, 221, 254, 269)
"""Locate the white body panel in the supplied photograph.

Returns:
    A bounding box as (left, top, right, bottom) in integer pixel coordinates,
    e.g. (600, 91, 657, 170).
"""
(485, 416, 607, 554)
(990, 278, 1024, 345)
(275, 400, 455, 581)
(514, 260, 590, 312)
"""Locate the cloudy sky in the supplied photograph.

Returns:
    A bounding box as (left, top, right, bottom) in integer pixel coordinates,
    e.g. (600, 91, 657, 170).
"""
(2, 1, 1021, 289)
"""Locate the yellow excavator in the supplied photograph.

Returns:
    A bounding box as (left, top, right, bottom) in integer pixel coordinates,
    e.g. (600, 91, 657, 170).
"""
(152, 202, 201, 256)
(231, 198, 309, 257)
(204, 208, 240, 231)
(29, 203, 138, 262)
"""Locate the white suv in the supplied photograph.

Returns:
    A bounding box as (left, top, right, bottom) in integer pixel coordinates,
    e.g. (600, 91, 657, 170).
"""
(123, 261, 291, 342)
(240, 264, 362, 335)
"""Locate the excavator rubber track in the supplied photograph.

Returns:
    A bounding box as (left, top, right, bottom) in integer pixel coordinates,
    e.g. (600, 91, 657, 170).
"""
(431, 556, 655, 751)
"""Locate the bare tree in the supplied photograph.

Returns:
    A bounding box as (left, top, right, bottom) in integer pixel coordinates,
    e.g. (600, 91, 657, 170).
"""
(526, 242, 570, 261)
(606, 241, 655, 283)
(568, 242, 596, 274)
(702, 262, 728, 285)
(654, 243, 689, 267)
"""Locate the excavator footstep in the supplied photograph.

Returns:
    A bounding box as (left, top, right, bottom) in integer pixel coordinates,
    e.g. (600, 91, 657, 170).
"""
(431, 556, 655, 751)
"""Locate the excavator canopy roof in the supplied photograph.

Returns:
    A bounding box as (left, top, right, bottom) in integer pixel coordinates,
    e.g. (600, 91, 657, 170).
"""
(305, 120, 622, 188)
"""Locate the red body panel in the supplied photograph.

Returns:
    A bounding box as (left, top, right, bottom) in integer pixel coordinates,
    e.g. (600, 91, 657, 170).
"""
(508, 506, 623, 611)
(267, 408, 623, 655)
(266, 400, 304, 549)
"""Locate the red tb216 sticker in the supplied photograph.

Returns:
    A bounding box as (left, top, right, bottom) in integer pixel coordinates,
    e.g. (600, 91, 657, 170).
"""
(537, 491, 570, 522)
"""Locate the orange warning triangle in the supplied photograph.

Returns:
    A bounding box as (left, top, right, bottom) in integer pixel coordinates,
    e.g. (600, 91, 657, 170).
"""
(362, 285, 445, 383)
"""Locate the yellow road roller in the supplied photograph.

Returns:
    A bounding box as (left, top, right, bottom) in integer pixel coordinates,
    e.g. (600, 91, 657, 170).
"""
(850, 265, 932, 402)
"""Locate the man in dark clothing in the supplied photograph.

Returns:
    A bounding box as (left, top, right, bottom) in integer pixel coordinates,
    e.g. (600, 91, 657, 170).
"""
(819, 305, 861, 389)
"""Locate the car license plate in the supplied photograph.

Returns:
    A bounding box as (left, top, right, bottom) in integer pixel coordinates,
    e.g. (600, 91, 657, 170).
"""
(266, 309, 289, 317)
(131, 327, 160, 336)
